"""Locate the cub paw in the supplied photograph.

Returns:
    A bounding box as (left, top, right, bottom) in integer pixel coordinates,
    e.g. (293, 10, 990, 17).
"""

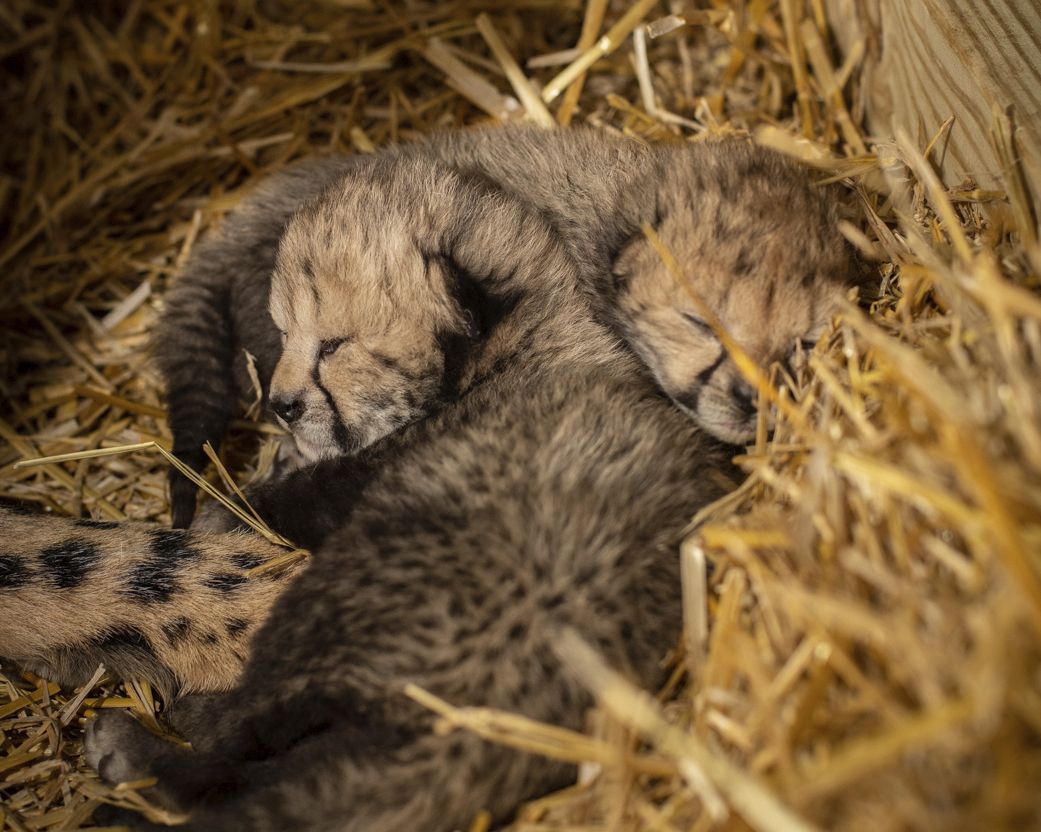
(83, 710, 155, 785)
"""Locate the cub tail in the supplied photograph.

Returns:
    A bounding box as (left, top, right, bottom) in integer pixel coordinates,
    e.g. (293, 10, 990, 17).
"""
(0, 505, 295, 698)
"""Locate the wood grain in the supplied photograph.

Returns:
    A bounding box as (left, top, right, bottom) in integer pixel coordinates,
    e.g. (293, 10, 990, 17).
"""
(827, 0, 1041, 193)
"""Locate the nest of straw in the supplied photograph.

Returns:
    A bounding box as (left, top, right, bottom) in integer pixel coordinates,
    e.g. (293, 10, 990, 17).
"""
(2, 1, 1039, 830)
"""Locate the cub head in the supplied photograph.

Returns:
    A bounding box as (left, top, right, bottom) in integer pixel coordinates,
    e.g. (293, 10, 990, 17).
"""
(266, 157, 573, 462)
(611, 141, 867, 444)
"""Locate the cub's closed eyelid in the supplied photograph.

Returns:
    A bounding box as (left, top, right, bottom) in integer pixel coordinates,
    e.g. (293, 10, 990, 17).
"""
(318, 338, 346, 359)
(784, 339, 819, 373)
(680, 311, 714, 336)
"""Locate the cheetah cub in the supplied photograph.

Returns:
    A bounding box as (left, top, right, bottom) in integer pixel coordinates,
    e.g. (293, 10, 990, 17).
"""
(0, 143, 863, 830)
(160, 128, 864, 526)
(8, 151, 734, 832)
(1, 132, 863, 697)
(79, 149, 741, 832)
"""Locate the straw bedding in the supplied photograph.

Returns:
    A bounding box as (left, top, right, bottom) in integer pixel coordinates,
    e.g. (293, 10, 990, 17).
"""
(1, 1, 1039, 830)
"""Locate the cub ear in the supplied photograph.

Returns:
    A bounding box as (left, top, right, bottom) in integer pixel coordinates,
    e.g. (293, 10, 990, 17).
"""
(431, 165, 575, 325)
(438, 251, 520, 341)
(608, 228, 646, 293)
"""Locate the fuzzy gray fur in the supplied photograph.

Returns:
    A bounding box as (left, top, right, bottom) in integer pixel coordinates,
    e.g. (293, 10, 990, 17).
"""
(54, 154, 735, 831)
(159, 127, 860, 526)
(0, 131, 864, 830)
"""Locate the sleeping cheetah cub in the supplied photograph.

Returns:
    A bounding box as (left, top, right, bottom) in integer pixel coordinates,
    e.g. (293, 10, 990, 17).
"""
(5, 152, 733, 831)
(2, 132, 863, 699)
(160, 127, 863, 526)
(0, 151, 627, 695)
(0, 145, 862, 830)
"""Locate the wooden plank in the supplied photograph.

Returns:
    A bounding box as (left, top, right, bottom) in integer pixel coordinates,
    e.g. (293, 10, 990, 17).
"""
(826, 0, 1041, 194)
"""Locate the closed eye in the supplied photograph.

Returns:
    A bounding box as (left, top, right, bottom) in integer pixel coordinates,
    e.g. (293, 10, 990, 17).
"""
(784, 338, 819, 374)
(318, 338, 347, 359)
(681, 312, 715, 336)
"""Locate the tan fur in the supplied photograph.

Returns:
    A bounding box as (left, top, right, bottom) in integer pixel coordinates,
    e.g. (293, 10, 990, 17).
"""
(0, 509, 293, 695)
(410, 128, 860, 444)
(158, 128, 863, 524)
(610, 157, 853, 441)
(264, 155, 627, 463)
(2, 132, 861, 702)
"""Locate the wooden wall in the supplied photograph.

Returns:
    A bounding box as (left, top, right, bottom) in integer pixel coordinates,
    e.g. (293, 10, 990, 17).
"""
(826, 0, 1040, 194)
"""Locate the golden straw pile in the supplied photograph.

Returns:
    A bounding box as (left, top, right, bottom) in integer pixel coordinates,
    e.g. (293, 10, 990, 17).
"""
(2, 1, 1039, 830)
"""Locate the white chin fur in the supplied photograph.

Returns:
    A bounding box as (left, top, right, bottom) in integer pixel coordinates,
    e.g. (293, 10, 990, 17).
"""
(291, 433, 333, 463)
(679, 401, 757, 445)
(706, 422, 756, 445)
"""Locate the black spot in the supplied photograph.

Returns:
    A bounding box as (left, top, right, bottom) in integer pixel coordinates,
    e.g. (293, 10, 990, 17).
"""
(446, 740, 465, 760)
(0, 555, 30, 589)
(542, 592, 565, 611)
(161, 617, 193, 646)
(74, 518, 119, 530)
(202, 631, 220, 645)
(508, 622, 526, 640)
(204, 572, 247, 593)
(39, 539, 100, 589)
(124, 561, 181, 604)
(733, 247, 753, 277)
(92, 626, 158, 663)
(225, 618, 249, 637)
(122, 528, 202, 604)
(230, 552, 263, 571)
(148, 528, 197, 561)
(651, 192, 667, 230)
(801, 270, 817, 287)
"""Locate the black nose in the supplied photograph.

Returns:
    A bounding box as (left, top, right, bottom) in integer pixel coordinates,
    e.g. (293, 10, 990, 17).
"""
(729, 378, 757, 416)
(271, 397, 304, 424)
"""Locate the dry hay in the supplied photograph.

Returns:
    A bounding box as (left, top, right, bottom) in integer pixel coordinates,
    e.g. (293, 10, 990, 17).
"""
(1, 1, 1040, 830)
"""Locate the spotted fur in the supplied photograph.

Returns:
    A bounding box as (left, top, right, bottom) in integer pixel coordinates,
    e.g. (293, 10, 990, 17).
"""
(4, 155, 735, 831)
(84, 363, 733, 832)
(412, 128, 865, 443)
(0, 140, 867, 830)
(0, 507, 294, 697)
